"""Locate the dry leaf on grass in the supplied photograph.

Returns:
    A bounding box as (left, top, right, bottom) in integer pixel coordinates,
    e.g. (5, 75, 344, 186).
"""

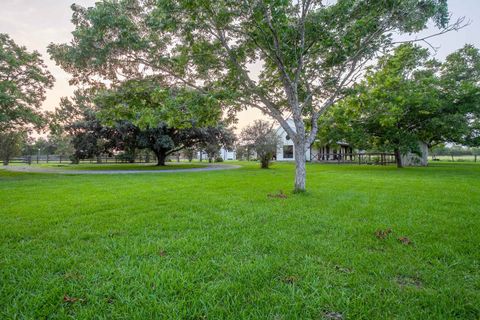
(63, 295, 85, 303)
(374, 228, 392, 239)
(398, 236, 413, 245)
(267, 190, 288, 199)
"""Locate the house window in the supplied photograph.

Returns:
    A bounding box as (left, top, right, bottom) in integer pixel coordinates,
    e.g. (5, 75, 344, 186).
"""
(283, 145, 294, 159)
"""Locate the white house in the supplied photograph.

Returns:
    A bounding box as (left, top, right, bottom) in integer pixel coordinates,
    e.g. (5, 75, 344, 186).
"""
(219, 147, 236, 160)
(274, 119, 353, 162)
(196, 147, 236, 161)
(275, 119, 311, 161)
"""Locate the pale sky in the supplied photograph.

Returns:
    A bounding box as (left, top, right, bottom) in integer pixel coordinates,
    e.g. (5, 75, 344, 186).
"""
(1, 0, 480, 132)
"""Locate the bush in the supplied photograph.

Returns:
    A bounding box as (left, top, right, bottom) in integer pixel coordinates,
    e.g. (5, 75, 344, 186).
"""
(215, 156, 224, 162)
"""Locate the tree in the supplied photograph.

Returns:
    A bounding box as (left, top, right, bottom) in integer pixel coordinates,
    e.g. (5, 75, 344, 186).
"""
(1, 34, 54, 131)
(47, 133, 74, 158)
(196, 125, 236, 163)
(240, 120, 279, 168)
(94, 78, 226, 165)
(318, 44, 480, 167)
(0, 131, 27, 165)
(111, 121, 140, 163)
(182, 147, 196, 162)
(439, 45, 480, 148)
(235, 144, 254, 161)
(50, 90, 116, 163)
(49, 0, 457, 191)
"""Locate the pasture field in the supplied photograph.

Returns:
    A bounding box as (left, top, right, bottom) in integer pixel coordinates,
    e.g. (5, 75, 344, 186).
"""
(0, 162, 479, 319)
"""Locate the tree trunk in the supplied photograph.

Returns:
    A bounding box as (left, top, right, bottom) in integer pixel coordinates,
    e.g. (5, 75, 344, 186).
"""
(293, 141, 307, 192)
(155, 150, 167, 166)
(3, 159, 9, 166)
(128, 148, 135, 163)
(96, 155, 102, 164)
(260, 156, 270, 169)
(394, 148, 403, 168)
(418, 141, 429, 166)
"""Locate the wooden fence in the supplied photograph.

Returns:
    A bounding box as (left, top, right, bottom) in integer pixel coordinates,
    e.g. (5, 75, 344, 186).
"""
(5, 154, 159, 165)
(312, 152, 397, 165)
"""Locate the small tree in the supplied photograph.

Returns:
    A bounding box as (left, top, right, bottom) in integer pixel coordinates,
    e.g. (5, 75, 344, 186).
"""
(241, 120, 280, 169)
(0, 131, 26, 165)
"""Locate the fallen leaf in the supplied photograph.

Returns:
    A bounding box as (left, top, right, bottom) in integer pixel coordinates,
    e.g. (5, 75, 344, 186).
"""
(63, 295, 85, 303)
(268, 190, 288, 199)
(398, 236, 412, 245)
(374, 228, 392, 239)
(282, 275, 298, 284)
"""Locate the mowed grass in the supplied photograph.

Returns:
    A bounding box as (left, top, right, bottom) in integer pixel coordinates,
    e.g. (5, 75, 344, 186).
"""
(0, 162, 479, 319)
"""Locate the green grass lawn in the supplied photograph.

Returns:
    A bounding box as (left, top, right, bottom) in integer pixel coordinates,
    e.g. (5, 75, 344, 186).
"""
(1, 162, 479, 319)
(36, 162, 207, 171)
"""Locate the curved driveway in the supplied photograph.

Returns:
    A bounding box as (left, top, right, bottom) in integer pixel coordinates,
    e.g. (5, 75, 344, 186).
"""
(3, 164, 241, 175)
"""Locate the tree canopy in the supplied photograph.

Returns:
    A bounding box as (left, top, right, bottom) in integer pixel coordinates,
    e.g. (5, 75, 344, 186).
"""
(1, 33, 54, 131)
(317, 44, 480, 167)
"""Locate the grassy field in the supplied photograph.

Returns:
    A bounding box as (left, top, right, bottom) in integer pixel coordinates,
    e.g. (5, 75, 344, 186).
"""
(432, 155, 479, 162)
(0, 162, 479, 319)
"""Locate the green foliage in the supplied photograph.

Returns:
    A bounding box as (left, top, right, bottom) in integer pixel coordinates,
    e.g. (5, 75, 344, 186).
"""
(318, 44, 480, 159)
(95, 78, 222, 130)
(0, 34, 54, 131)
(0, 130, 27, 165)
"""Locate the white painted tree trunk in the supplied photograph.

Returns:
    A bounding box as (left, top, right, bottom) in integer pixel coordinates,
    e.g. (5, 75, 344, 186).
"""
(418, 141, 429, 166)
(400, 141, 429, 167)
(293, 140, 307, 192)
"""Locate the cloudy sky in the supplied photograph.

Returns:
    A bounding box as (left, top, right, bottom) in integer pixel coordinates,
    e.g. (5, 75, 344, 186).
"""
(1, 0, 480, 131)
